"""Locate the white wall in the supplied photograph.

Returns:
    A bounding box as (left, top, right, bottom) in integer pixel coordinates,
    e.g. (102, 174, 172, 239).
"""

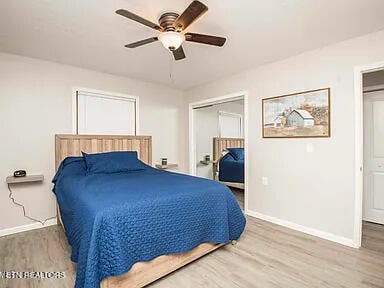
(0, 52, 186, 232)
(195, 101, 244, 179)
(186, 30, 384, 244)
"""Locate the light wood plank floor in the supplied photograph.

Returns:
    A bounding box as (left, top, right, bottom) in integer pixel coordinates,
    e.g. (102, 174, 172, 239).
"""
(231, 188, 244, 210)
(0, 218, 383, 288)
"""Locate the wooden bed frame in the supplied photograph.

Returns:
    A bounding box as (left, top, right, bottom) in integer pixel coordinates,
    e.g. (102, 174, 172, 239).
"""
(55, 134, 224, 288)
(213, 137, 245, 190)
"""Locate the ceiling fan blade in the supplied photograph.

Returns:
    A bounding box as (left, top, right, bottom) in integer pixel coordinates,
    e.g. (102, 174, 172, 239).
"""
(125, 37, 158, 48)
(172, 46, 186, 61)
(185, 33, 226, 47)
(116, 9, 163, 31)
(174, 1, 208, 31)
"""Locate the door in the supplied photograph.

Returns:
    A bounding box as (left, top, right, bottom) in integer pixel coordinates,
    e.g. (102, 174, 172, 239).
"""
(363, 91, 384, 224)
(218, 111, 242, 138)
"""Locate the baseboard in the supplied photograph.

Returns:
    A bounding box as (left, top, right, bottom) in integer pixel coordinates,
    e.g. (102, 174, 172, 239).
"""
(362, 217, 384, 225)
(245, 209, 355, 248)
(0, 218, 57, 237)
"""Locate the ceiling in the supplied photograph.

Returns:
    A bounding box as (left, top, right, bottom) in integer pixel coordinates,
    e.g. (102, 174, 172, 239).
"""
(1, 0, 384, 90)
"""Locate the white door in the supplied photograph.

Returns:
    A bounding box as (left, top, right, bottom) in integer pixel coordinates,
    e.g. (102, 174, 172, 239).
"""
(363, 91, 384, 224)
(218, 111, 242, 138)
(77, 90, 137, 135)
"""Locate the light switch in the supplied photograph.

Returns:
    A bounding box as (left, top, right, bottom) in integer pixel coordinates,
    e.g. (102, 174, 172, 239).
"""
(262, 177, 269, 186)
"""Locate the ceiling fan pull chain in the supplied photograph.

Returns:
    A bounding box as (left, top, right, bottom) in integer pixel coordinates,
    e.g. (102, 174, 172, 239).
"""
(169, 52, 173, 82)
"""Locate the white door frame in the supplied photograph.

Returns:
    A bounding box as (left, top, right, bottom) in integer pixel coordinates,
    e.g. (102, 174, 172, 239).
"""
(354, 61, 384, 248)
(189, 91, 249, 211)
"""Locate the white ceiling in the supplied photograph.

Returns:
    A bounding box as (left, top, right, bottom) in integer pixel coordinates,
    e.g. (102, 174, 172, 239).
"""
(1, 0, 384, 90)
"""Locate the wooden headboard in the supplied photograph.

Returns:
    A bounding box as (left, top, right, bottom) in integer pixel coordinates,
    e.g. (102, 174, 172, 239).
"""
(55, 134, 152, 170)
(213, 137, 244, 163)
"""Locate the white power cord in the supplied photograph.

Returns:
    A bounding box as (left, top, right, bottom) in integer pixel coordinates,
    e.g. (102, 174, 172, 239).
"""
(7, 183, 56, 225)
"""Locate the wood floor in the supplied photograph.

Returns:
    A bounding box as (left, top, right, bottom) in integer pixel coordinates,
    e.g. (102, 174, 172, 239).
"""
(231, 188, 244, 210)
(0, 214, 383, 287)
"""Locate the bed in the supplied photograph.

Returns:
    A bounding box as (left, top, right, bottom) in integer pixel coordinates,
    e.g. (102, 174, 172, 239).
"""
(53, 134, 246, 288)
(213, 137, 245, 189)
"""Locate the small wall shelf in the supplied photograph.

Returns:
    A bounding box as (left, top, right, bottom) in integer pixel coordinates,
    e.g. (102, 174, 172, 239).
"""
(200, 160, 214, 165)
(6, 175, 44, 184)
(155, 164, 178, 170)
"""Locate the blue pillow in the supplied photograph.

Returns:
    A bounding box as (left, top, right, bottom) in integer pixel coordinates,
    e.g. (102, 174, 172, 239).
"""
(52, 157, 86, 183)
(82, 151, 147, 175)
(220, 152, 235, 163)
(227, 148, 244, 161)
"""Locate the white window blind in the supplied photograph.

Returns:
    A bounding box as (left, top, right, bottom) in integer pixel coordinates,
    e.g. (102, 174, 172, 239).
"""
(76, 90, 137, 135)
(218, 111, 243, 138)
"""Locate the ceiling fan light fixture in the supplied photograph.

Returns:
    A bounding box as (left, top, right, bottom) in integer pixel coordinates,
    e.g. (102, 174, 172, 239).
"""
(158, 31, 185, 51)
(116, 1, 226, 61)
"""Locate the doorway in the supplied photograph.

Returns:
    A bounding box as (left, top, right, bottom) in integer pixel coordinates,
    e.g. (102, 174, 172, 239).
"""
(189, 91, 248, 211)
(363, 72, 384, 225)
(194, 102, 244, 180)
(355, 63, 384, 248)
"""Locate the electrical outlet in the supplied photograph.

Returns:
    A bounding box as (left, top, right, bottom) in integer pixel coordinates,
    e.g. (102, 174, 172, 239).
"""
(262, 177, 269, 186)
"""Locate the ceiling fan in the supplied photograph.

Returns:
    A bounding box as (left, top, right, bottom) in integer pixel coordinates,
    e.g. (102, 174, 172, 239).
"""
(116, 0, 226, 61)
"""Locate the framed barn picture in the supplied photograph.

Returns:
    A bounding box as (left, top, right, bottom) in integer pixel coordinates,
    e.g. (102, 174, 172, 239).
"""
(262, 88, 330, 138)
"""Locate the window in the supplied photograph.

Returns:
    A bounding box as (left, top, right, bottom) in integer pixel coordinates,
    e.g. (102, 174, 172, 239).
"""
(74, 89, 138, 135)
(218, 111, 243, 138)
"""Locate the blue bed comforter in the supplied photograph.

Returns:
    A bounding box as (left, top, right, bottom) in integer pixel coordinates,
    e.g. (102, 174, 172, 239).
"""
(219, 153, 245, 183)
(53, 162, 245, 288)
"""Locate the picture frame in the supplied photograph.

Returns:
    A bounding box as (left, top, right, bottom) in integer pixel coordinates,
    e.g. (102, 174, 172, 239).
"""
(262, 88, 330, 138)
